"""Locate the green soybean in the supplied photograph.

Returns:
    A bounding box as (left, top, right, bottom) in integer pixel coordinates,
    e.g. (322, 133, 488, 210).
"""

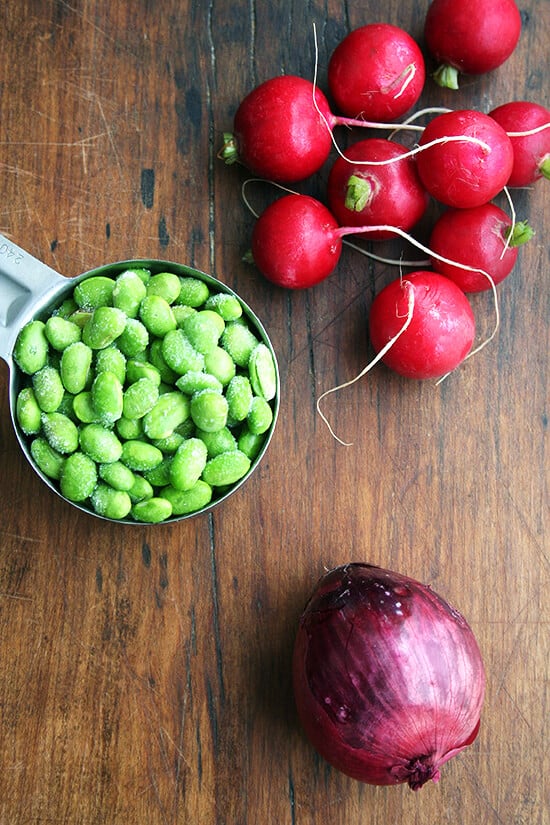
(95, 345, 127, 384)
(112, 270, 147, 317)
(16, 388, 42, 435)
(190, 389, 228, 432)
(204, 292, 243, 321)
(45, 315, 82, 351)
(131, 497, 173, 523)
(73, 391, 100, 424)
(13, 320, 49, 375)
(122, 377, 159, 419)
(238, 428, 265, 460)
(143, 392, 190, 440)
(221, 321, 259, 367)
(182, 311, 222, 354)
(202, 450, 251, 487)
(196, 426, 237, 458)
(143, 456, 173, 487)
(60, 452, 98, 501)
(177, 276, 210, 307)
(146, 272, 182, 303)
(127, 473, 154, 503)
(91, 370, 123, 424)
(139, 294, 177, 337)
(60, 341, 93, 394)
(151, 431, 186, 454)
(175, 371, 223, 395)
(173, 304, 196, 326)
(161, 480, 213, 515)
(226, 375, 253, 422)
(149, 339, 178, 383)
(247, 396, 274, 435)
(116, 318, 149, 357)
(121, 440, 163, 471)
(41, 412, 79, 454)
(32, 365, 65, 412)
(116, 416, 144, 440)
(30, 437, 66, 480)
(98, 460, 135, 491)
(79, 423, 123, 463)
(248, 342, 277, 401)
(74, 275, 115, 309)
(125, 359, 161, 386)
(161, 328, 205, 375)
(169, 438, 208, 491)
(203, 346, 236, 386)
(90, 484, 132, 520)
(82, 306, 127, 349)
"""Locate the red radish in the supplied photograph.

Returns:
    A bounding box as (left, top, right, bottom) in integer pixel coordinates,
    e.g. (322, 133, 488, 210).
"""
(489, 101, 550, 186)
(368, 271, 475, 379)
(428, 203, 534, 292)
(220, 75, 422, 183)
(250, 194, 343, 289)
(424, 0, 521, 89)
(327, 24, 425, 122)
(415, 110, 514, 208)
(326, 138, 429, 240)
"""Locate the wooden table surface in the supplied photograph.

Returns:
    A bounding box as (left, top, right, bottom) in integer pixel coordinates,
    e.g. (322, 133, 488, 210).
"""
(0, 1, 548, 823)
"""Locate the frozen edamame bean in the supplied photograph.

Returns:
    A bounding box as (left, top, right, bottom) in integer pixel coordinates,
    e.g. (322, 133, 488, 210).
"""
(203, 346, 236, 386)
(73, 391, 100, 424)
(30, 437, 66, 480)
(169, 438, 208, 491)
(116, 318, 149, 357)
(247, 396, 274, 435)
(91, 370, 123, 425)
(161, 328, 205, 375)
(149, 339, 178, 383)
(121, 440, 164, 471)
(248, 343, 277, 401)
(32, 365, 65, 413)
(95, 345, 126, 385)
(41, 411, 79, 454)
(131, 497, 173, 523)
(225, 375, 253, 422)
(45, 315, 82, 351)
(201, 450, 251, 487)
(16, 388, 42, 435)
(125, 359, 161, 386)
(60, 341, 93, 394)
(151, 431, 186, 454)
(116, 416, 143, 440)
(122, 377, 159, 420)
(143, 456, 173, 487)
(74, 275, 115, 309)
(143, 392, 190, 440)
(69, 309, 92, 329)
(98, 460, 135, 491)
(13, 320, 49, 375)
(190, 389, 228, 432)
(172, 304, 196, 326)
(79, 423, 123, 463)
(112, 270, 147, 317)
(177, 276, 210, 307)
(182, 312, 222, 354)
(161, 480, 213, 515)
(221, 321, 259, 367)
(127, 473, 154, 503)
(54, 298, 78, 319)
(139, 294, 177, 337)
(146, 272, 182, 303)
(90, 484, 132, 520)
(204, 292, 242, 321)
(237, 428, 265, 460)
(82, 306, 127, 349)
(196, 426, 237, 458)
(60, 451, 98, 501)
(175, 371, 223, 395)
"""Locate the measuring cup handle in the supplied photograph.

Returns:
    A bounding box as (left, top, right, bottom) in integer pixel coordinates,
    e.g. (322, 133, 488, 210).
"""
(0, 234, 66, 362)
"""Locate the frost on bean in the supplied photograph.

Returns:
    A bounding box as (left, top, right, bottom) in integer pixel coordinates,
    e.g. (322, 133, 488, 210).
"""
(12, 267, 277, 522)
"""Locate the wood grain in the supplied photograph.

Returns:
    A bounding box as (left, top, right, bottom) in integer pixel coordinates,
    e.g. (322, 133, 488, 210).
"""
(0, 1, 548, 823)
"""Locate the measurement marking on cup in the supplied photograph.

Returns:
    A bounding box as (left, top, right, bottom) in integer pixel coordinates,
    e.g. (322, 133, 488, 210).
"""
(0, 243, 23, 264)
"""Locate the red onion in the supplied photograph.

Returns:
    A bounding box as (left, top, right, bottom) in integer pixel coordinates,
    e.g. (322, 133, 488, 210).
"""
(292, 563, 485, 790)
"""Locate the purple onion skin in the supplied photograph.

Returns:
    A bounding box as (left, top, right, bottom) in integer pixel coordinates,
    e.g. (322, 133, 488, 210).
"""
(292, 563, 485, 790)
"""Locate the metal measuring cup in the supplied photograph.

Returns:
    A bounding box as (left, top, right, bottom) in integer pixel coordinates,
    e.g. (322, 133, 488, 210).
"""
(0, 233, 280, 524)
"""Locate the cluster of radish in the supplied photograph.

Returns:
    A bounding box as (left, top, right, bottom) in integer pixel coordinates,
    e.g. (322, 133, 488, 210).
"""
(220, 0, 549, 441)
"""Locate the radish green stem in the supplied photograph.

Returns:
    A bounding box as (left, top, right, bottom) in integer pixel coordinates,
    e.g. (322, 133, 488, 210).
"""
(432, 64, 460, 90)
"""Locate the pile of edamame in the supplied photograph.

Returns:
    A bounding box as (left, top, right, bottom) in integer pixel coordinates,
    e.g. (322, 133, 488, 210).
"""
(13, 266, 278, 523)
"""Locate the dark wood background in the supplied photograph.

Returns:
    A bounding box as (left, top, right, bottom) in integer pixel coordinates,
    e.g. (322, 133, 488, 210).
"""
(0, 1, 548, 823)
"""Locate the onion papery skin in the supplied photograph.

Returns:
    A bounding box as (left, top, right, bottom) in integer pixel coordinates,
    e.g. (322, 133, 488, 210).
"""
(292, 563, 485, 790)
